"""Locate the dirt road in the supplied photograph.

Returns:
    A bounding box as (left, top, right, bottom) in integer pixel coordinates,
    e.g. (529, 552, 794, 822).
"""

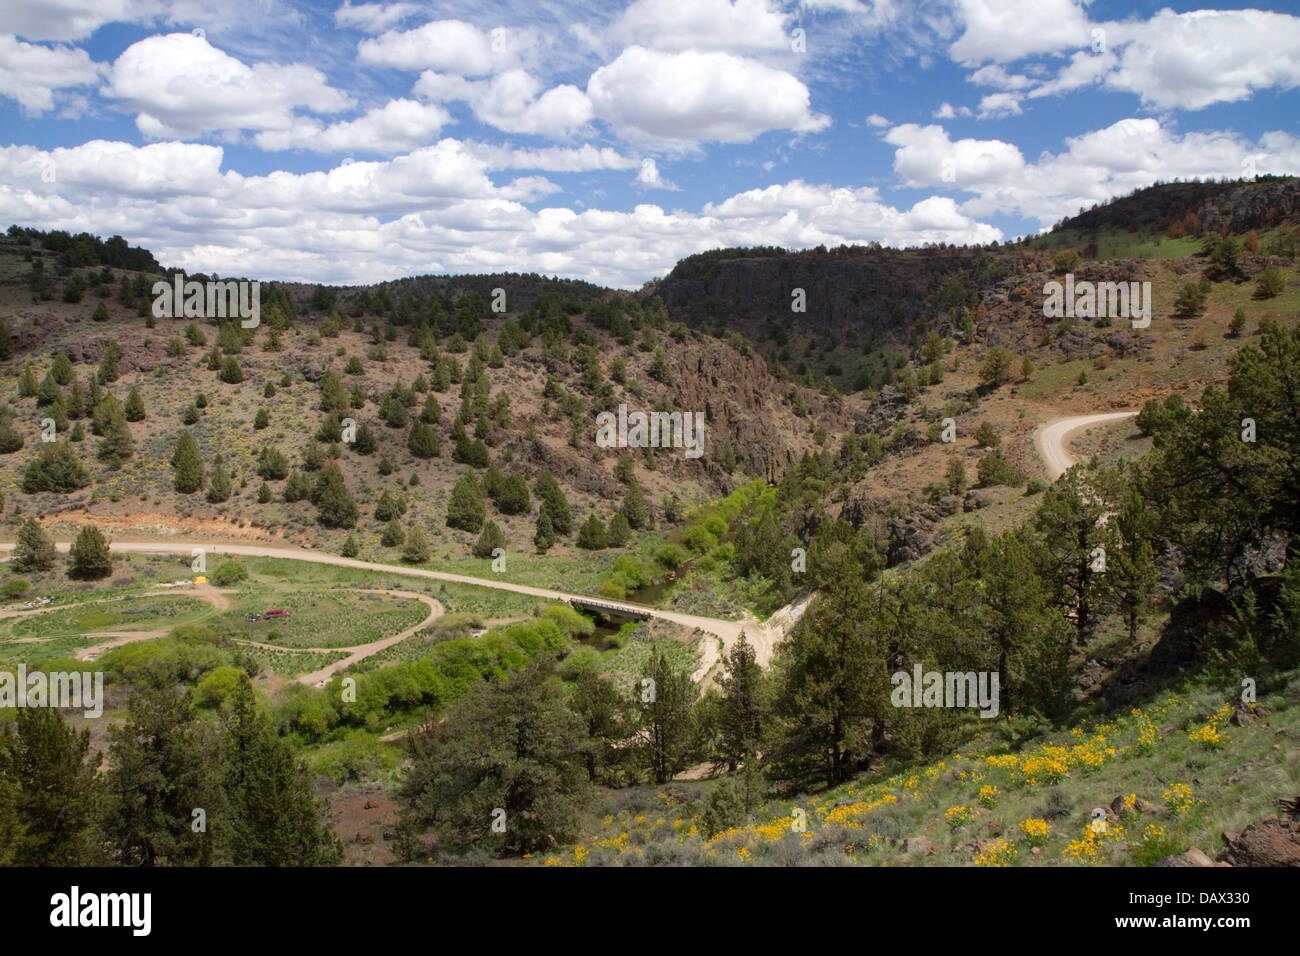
(1035, 411, 1139, 480)
(0, 540, 799, 684)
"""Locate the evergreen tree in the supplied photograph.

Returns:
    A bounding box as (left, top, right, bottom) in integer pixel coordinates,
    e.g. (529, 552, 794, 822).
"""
(374, 490, 407, 522)
(66, 379, 87, 419)
(497, 472, 530, 515)
(319, 371, 347, 413)
(606, 512, 631, 547)
(399, 661, 592, 854)
(407, 422, 440, 458)
(257, 445, 289, 480)
(220, 678, 342, 865)
(713, 635, 768, 779)
(472, 519, 506, 558)
(381, 518, 405, 547)
(207, 455, 232, 503)
(96, 399, 134, 468)
(770, 545, 886, 789)
(18, 365, 39, 398)
(37, 370, 61, 407)
(534, 505, 555, 553)
(576, 514, 608, 550)
(218, 356, 244, 384)
(283, 470, 311, 502)
(1109, 482, 1159, 643)
(421, 393, 441, 423)
(22, 441, 90, 493)
(105, 688, 219, 866)
(446, 475, 485, 533)
(619, 480, 651, 530)
(311, 468, 358, 529)
(68, 524, 112, 579)
(533, 470, 572, 535)
(1033, 465, 1115, 646)
(0, 708, 104, 865)
(171, 430, 205, 494)
(51, 351, 74, 385)
(402, 525, 431, 563)
(98, 341, 123, 383)
(635, 644, 698, 783)
(341, 534, 359, 558)
(352, 422, 377, 454)
(13, 517, 57, 571)
(124, 387, 146, 421)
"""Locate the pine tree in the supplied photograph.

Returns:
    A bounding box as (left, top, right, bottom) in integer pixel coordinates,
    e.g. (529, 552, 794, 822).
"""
(446, 475, 485, 533)
(311, 469, 358, 529)
(66, 379, 87, 419)
(1109, 484, 1159, 643)
(534, 470, 572, 535)
(98, 341, 123, 383)
(619, 480, 651, 530)
(534, 505, 555, 553)
(218, 356, 244, 384)
(341, 534, 360, 558)
(105, 687, 218, 866)
(606, 512, 631, 547)
(0, 708, 105, 865)
(401, 525, 431, 563)
(576, 514, 608, 550)
(472, 519, 506, 558)
(497, 472, 530, 515)
(257, 445, 289, 480)
(171, 430, 205, 494)
(399, 660, 591, 854)
(319, 371, 347, 413)
(124, 387, 146, 421)
(353, 422, 377, 454)
(51, 351, 74, 385)
(17, 365, 38, 398)
(207, 455, 232, 503)
(407, 422, 440, 459)
(381, 519, 405, 547)
(219, 678, 341, 865)
(37, 370, 61, 407)
(636, 644, 698, 783)
(22, 441, 90, 493)
(714, 635, 768, 784)
(96, 400, 134, 469)
(770, 545, 887, 790)
(13, 517, 56, 571)
(68, 524, 112, 579)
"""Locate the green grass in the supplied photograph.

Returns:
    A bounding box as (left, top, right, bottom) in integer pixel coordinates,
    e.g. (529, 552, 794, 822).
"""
(220, 590, 428, 649)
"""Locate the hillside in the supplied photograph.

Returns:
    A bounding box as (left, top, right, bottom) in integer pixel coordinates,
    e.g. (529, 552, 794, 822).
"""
(1, 176, 1298, 873)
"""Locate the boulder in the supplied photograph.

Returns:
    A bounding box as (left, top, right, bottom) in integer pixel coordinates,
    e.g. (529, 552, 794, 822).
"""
(903, 836, 937, 856)
(963, 488, 999, 512)
(1216, 817, 1300, 867)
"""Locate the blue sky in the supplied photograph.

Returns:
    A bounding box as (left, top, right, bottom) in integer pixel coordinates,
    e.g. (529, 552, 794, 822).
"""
(1, 0, 1298, 288)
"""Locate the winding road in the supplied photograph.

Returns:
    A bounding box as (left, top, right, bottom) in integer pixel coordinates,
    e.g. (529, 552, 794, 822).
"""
(1034, 411, 1139, 480)
(1, 414, 1121, 685)
(0, 540, 791, 685)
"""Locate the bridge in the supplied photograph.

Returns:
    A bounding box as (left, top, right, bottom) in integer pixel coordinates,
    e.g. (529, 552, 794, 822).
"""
(568, 595, 654, 620)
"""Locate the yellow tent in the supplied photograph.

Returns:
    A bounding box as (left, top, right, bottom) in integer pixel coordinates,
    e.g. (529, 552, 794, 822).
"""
(193, 576, 207, 585)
